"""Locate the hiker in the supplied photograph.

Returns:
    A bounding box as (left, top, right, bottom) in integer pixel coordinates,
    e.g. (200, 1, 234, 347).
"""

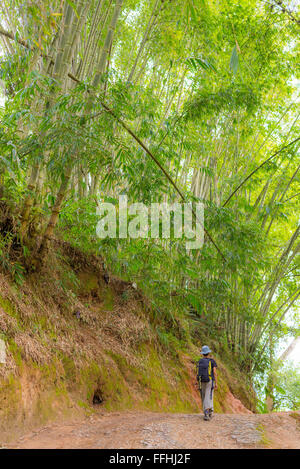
(196, 345, 218, 421)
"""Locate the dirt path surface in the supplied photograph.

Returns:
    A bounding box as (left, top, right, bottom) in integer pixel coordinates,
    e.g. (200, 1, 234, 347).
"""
(5, 411, 300, 449)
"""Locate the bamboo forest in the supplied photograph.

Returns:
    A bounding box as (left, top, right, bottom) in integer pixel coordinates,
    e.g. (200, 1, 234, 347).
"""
(0, 0, 299, 450)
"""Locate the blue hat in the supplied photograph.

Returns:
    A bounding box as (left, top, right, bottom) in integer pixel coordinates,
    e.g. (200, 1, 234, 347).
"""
(201, 345, 211, 354)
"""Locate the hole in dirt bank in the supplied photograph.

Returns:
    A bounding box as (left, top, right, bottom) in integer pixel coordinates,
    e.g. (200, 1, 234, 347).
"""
(93, 389, 104, 405)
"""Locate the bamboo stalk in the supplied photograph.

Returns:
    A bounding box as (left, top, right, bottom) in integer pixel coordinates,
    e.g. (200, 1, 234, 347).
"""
(37, 162, 73, 258)
(93, 0, 123, 88)
(127, 0, 161, 83)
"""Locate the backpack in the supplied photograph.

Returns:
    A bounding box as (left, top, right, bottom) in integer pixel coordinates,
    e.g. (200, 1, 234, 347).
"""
(197, 358, 213, 383)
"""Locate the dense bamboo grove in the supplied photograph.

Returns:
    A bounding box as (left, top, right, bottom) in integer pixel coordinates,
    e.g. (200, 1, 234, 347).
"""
(0, 0, 299, 409)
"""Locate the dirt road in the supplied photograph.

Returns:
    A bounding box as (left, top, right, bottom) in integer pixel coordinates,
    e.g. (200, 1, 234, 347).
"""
(5, 410, 300, 449)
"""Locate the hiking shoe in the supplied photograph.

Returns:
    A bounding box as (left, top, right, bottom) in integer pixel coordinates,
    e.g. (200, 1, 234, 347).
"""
(204, 411, 210, 421)
(208, 410, 213, 420)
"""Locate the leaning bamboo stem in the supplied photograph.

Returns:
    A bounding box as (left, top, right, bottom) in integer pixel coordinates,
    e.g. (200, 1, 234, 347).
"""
(37, 162, 73, 258)
(222, 137, 300, 207)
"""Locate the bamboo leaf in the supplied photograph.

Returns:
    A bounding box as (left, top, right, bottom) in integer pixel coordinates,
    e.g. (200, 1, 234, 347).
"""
(186, 57, 216, 73)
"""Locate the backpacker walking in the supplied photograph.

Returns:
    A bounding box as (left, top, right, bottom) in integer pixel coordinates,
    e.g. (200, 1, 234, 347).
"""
(196, 346, 218, 421)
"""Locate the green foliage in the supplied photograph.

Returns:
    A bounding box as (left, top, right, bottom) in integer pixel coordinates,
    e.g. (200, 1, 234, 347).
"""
(185, 83, 259, 121)
(272, 362, 300, 411)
